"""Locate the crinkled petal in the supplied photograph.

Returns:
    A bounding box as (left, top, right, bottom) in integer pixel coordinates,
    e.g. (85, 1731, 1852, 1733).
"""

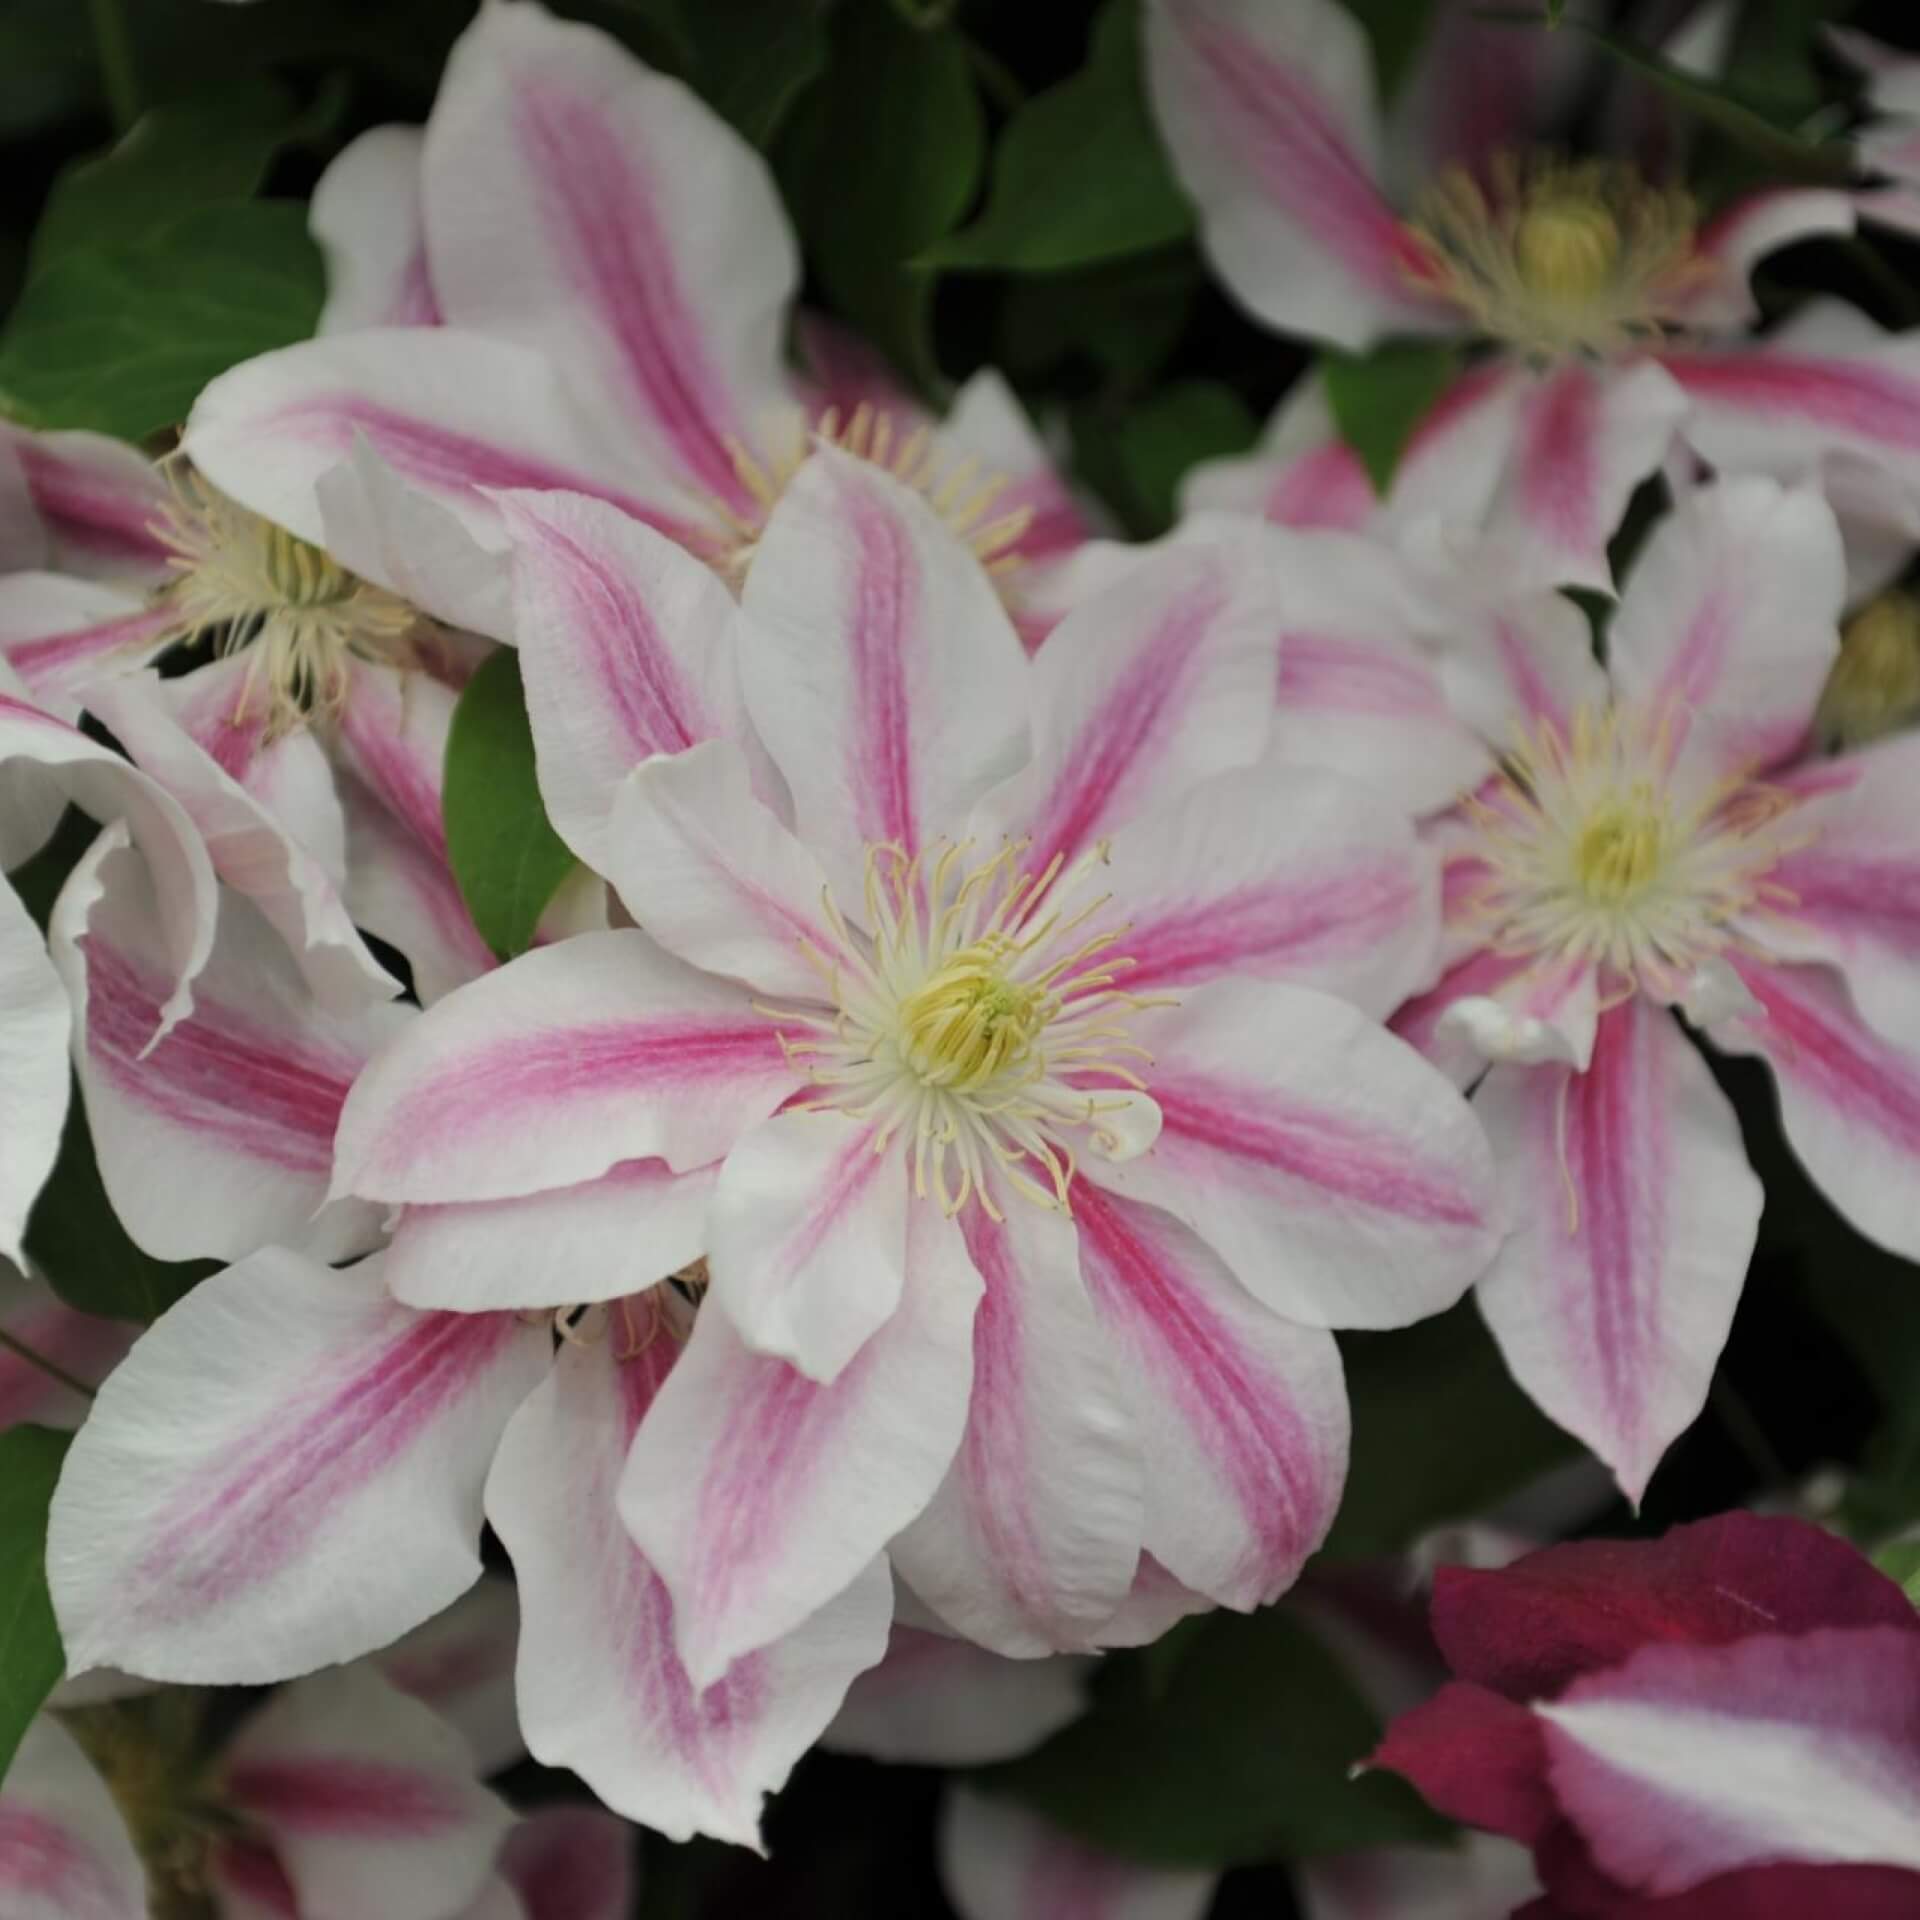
(47, 1247, 551, 1684)
(0, 1716, 146, 1920)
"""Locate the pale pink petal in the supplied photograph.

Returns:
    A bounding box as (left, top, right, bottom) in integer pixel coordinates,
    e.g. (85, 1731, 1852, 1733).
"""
(50, 832, 407, 1264)
(1096, 979, 1499, 1329)
(1413, 947, 1603, 1081)
(1100, 753, 1441, 1017)
(825, 1623, 1091, 1765)
(0, 1717, 146, 1920)
(332, 928, 799, 1205)
(623, 1199, 978, 1685)
(1829, 24, 1920, 111)
(605, 741, 838, 1001)
(386, 1159, 717, 1312)
(1432, 584, 1606, 745)
(373, 1575, 524, 1776)
(1298, 1834, 1540, 1920)
(205, 1839, 300, 1920)
(498, 1806, 636, 1920)
(0, 872, 69, 1265)
(89, 664, 401, 1016)
(0, 575, 172, 723)
(490, 1314, 893, 1843)
(1144, 0, 1448, 352)
(739, 446, 1029, 902)
(1376, 361, 1530, 547)
(1073, 1180, 1347, 1611)
(312, 125, 441, 333)
(936, 369, 1094, 568)
(0, 1268, 131, 1432)
(1092, 1552, 1220, 1649)
(941, 1788, 1217, 1920)
(794, 311, 929, 429)
(0, 425, 171, 583)
(1675, 189, 1856, 332)
(424, 0, 797, 515)
(222, 1665, 512, 1920)
(1472, 996, 1762, 1503)
(1605, 475, 1843, 780)
(1539, 1625, 1920, 1890)
(47, 1248, 551, 1683)
(976, 538, 1278, 872)
(889, 1193, 1144, 1657)
(497, 490, 748, 871)
(1178, 378, 1376, 533)
(1709, 956, 1920, 1263)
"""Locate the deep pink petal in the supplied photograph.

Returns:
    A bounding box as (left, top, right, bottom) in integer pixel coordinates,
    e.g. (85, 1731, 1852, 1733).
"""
(499, 1806, 637, 1920)
(1368, 1681, 1557, 1844)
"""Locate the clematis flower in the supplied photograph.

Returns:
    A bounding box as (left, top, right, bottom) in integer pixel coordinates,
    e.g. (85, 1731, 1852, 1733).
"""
(1146, 0, 1877, 593)
(175, 0, 1091, 648)
(316, 445, 1499, 1682)
(1390, 474, 1920, 1499)
(1372, 1512, 1920, 1916)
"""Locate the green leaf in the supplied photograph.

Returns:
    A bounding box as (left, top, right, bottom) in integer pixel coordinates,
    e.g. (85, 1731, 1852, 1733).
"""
(1344, 0, 1440, 100)
(1001, 249, 1198, 389)
(1321, 341, 1457, 496)
(25, 1089, 215, 1324)
(1873, 1539, 1920, 1608)
(0, 201, 323, 441)
(683, 0, 831, 148)
(0, 1426, 74, 1785)
(1324, 1300, 1580, 1561)
(776, 0, 986, 386)
(983, 1606, 1450, 1866)
(923, 0, 1191, 274)
(1090, 377, 1255, 536)
(443, 651, 576, 961)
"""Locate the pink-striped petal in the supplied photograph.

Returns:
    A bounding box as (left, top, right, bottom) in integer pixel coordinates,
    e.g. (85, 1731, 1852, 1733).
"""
(977, 538, 1277, 874)
(1605, 475, 1843, 781)
(825, 1623, 1091, 1765)
(221, 1665, 513, 1920)
(1539, 1626, 1920, 1890)
(0, 871, 69, 1266)
(1180, 378, 1377, 533)
(1676, 189, 1856, 331)
(51, 833, 408, 1264)
(490, 1311, 893, 1843)
(1472, 996, 1762, 1503)
(47, 1248, 551, 1684)
(1395, 944, 1602, 1083)
(0, 1717, 146, 1920)
(0, 1269, 132, 1433)
(739, 446, 1030, 903)
(373, 1575, 524, 1776)
(1435, 583, 1607, 745)
(0, 576, 171, 723)
(1097, 979, 1499, 1330)
(940, 1788, 1217, 1920)
(1100, 753, 1441, 1017)
(423, 0, 797, 517)
(937, 369, 1094, 569)
(0, 425, 171, 583)
(312, 125, 441, 333)
(499, 1806, 635, 1920)
(332, 928, 799, 1206)
(1073, 1180, 1347, 1611)
(889, 1193, 1144, 1658)
(1144, 0, 1447, 353)
(1709, 956, 1920, 1263)
(623, 1199, 978, 1687)
(385, 1158, 717, 1312)
(497, 490, 749, 872)
(1299, 1835, 1540, 1920)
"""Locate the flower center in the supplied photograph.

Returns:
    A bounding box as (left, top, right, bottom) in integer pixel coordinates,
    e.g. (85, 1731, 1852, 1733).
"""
(711, 403, 1033, 593)
(1817, 588, 1920, 749)
(762, 840, 1162, 1218)
(152, 465, 421, 738)
(1405, 153, 1707, 356)
(1463, 702, 1803, 999)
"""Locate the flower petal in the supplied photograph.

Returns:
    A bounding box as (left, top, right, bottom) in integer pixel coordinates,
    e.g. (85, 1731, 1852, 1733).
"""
(221, 1665, 513, 1920)
(739, 446, 1030, 902)
(489, 1313, 893, 1843)
(1539, 1626, 1920, 1891)
(889, 1193, 1144, 1657)
(1434, 584, 1607, 745)
(0, 1716, 146, 1920)
(1073, 1180, 1347, 1611)
(1143, 0, 1446, 352)
(332, 928, 798, 1205)
(495, 489, 749, 871)
(1097, 979, 1500, 1330)
(423, 0, 796, 517)
(0, 425, 171, 583)
(0, 872, 69, 1266)
(0, 1268, 131, 1431)
(312, 126, 440, 333)
(1180, 377, 1376, 533)
(1472, 996, 1762, 1504)
(373, 1575, 525, 1776)
(1369, 1681, 1557, 1844)
(1299, 1836, 1541, 1920)
(498, 1806, 637, 1920)
(623, 1199, 978, 1686)
(1677, 189, 1856, 332)
(0, 575, 171, 724)
(47, 1248, 550, 1683)
(1605, 476, 1843, 781)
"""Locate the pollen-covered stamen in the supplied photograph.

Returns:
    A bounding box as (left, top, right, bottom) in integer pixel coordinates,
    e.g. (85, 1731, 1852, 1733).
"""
(706, 402, 1034, 592)
(151, 464, 421, 739)
(760, 839, 1163, 1220)
(1462, 701, 1808, 999)
(1404, 152, 1711, 357)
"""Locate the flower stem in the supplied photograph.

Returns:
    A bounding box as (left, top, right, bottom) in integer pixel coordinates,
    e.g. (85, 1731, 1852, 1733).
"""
(0, 1325, 95, 1401)
(87, 0, 140, 133)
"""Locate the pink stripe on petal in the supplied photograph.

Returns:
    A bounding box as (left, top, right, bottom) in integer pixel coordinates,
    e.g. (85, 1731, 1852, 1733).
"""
(335, 686, 449, 863)
(1514, 363, 1599, 552)
(212, 1841, 299, 1918)
(845, 478, 923, 857)
(1663, 353, 1920, 447)
(15, 441, 169, 571)
(6, 607, 172, 701)
(1277, 630, 1450, 718)
(1264, 442, 1374, 528)
(225, 1761, 471, 1835)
